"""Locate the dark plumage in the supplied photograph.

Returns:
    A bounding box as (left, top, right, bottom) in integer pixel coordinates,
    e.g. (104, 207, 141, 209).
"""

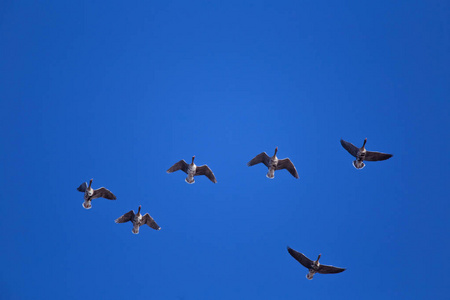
(247, 147, 299, 179)
(167, 156, 217, 184)
(287, 247, 345, 280)
(167, 160, 189, 173)
(247, 152, 271, 167)
(77, 179, 116, 209)
(340, 138, 393, 169)
(115, 205, 160, 234)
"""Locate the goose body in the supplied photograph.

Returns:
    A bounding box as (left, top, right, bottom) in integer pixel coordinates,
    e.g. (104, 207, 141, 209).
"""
(115, 205, 161, 234)
(340, 138, 393, 169)
(167, 156, 217, 184)
(287, 247, 345, 280)
(77, 179, 116, 209)
(247, 147, 299, 179)
(267, 154, 278, 179)
(186, 162, 197, 184)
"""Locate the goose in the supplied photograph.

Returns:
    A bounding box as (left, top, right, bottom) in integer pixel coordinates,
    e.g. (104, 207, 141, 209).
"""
(340, 138, 393, 169)
(287, 247, 346, 280)
(247, 147, 299, 179)
(115, 205, 161, 234)
(167, 156, 217, 184)
(77, 179, 116, 209)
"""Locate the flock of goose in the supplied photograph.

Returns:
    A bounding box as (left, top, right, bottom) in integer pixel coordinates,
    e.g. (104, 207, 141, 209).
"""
(77, 138, 393, 280)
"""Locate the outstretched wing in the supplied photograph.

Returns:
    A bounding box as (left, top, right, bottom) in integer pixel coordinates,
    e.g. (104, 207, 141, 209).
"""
(167, 160, 189, 173)
(115, 210, 135, 223)
(317, 264, 346, 274)
(340, 139, 359, 157)
(365, 151, 393, 161)
(195, 165, 217, 183)
(247, 152, 270, 167)
(142, 213, 161, 230)
(92, 187, 117, 200)
(287, 247, 313, 269)
(77, 182, 87, 192)
(276, 158, 299, 179)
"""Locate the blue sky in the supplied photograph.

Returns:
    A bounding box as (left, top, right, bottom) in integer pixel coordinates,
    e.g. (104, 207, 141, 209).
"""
(1, 1, 449, 299)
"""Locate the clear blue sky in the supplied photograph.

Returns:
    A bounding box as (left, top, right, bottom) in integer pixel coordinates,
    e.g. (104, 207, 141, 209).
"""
(1, 1, 449, 299)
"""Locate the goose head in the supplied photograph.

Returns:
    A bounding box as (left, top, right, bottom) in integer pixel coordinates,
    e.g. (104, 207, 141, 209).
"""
(315, 254, 321, 267)
(88, 178, 93, 189)
(274, 147, 278, 157)
(362, 138, 367, 149)
(137, 205, 142, 215)
(191, 155, 195, 165)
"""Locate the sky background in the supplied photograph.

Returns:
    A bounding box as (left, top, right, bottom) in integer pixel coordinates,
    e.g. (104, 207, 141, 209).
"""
(1, 1, 449, 299)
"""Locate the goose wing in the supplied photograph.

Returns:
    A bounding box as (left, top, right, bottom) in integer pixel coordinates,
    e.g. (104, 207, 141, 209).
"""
(276, 158, 299, 178)
(115, 210, 135, 223)
(317, 264, 346, 274)
(142, 213, 161, 230)
(287, 247, 313, 269)
(365, 151, 393, 161)
(340, 139, 359, 157)
(195, 165, 217, 183)
(77, 182, 87, 192)
(247, 152, 270, 167)
(167, 160, 189, 173)
(92, 187, 117, 200)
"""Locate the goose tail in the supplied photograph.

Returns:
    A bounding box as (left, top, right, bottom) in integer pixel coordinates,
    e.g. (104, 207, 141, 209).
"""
(352, 160, 365, 169)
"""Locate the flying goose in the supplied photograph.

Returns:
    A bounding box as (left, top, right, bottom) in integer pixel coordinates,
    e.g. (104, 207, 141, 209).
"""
(77, 179, 116, 209)
(340, 138, 393, 169)
(115, 205, 161, 234)
(287, 247, 346, 280)
(167, 156, 217, 184)
(247, 147, 299, 179)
